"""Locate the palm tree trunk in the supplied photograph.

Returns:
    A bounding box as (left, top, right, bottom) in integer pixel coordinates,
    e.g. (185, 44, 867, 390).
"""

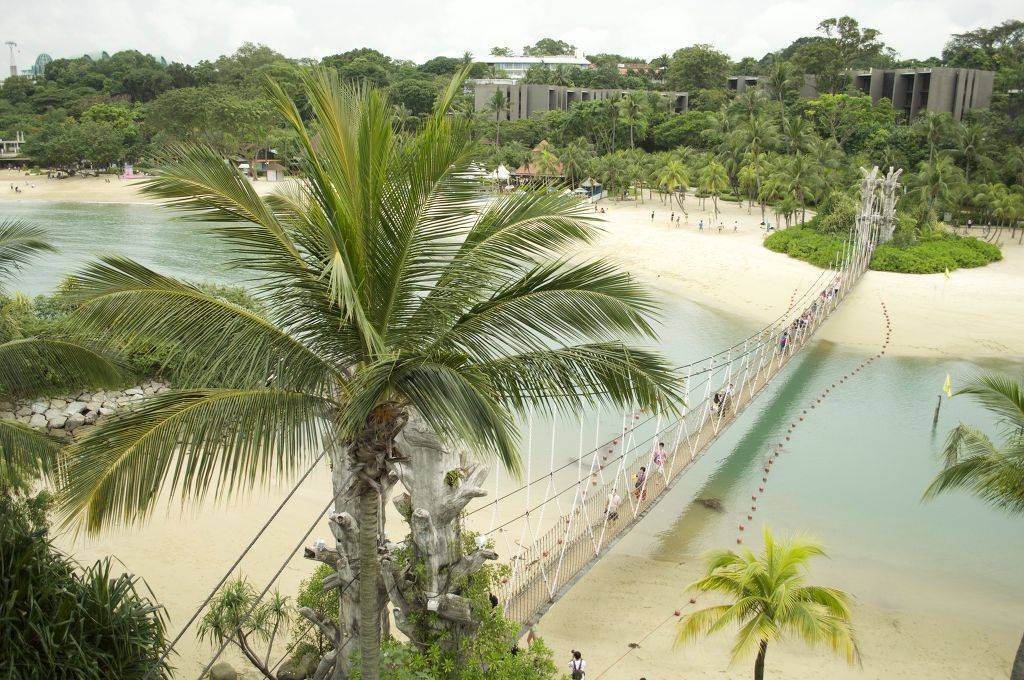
(1012, 628, 1024, 680)
(754, 640, 768, 680)
(358, 486, 382, 680)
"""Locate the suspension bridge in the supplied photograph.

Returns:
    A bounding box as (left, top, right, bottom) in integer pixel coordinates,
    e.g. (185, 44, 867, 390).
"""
(473, 166, 900, 627)
(177, 167, 901, 678)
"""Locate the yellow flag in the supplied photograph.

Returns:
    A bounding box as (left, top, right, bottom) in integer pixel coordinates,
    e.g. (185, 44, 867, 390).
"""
(944, 267, 951, 280)
(943, 374, 952, 398)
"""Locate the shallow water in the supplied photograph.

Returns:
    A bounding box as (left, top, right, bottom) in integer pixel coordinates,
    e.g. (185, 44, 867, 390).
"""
(8, 200, 1024, 668)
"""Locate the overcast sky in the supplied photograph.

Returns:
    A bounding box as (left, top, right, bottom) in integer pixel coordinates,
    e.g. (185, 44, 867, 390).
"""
(5, 0, 1020, 69)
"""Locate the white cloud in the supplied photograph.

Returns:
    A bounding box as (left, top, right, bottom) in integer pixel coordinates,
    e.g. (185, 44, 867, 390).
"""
(4, 0, 1020, 68)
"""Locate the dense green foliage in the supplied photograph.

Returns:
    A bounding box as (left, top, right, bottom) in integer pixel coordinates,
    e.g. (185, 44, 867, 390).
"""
(765, 191, 1004, 273)
(1, 277, 259, 380)
(0, 491, 170, 679)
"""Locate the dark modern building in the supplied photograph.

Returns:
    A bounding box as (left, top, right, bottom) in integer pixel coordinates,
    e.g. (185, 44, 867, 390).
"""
(474, 82, 688, 122)
(727, 67, 994, 121)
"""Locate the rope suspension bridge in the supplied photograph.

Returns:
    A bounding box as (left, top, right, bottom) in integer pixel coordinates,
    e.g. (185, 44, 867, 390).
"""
(172, 168, 901, 677)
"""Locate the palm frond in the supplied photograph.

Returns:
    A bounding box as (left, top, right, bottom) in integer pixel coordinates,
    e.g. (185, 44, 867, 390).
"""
(0, 418, 62, 491)
(71, 256, 344, 391)
(135, 143, 306, 274)
(57, 388, 335, 533)
(0, 337, 126, 397)
(477, 343, 682, 415)
(0, 221, 56, 293)
(956, 373, 1024, 432)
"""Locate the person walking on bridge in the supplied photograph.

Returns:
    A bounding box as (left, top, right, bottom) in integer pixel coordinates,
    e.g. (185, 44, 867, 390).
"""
(569, 650, 587, 679)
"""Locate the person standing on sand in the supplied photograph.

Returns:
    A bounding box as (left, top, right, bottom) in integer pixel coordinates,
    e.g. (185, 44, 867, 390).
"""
(569, 651, 587, 679)
(698, 219, 703, 231)
(650, 210, 655, 220)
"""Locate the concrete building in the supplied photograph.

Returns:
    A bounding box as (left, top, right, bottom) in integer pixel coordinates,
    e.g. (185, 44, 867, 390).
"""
(474, 83, 688, 122)
(728, 74, 818, 98)
(843, 67, 993, 121)
(727, 67, 994, 121)
(476, 54, 591, 82)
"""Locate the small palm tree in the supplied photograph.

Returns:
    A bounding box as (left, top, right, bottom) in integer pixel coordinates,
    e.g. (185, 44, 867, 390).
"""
(698, 161, 730, 222)
(0, 222, 123, 490)
(677, 528, 858, 680)
(488, 89, 508, 146)
(617, 92, 649, 150)
(656, 159, 690, 211)
(923, 373, 1024, 679)
(198, 577, 291, 680)
(57, 70, 680, 679)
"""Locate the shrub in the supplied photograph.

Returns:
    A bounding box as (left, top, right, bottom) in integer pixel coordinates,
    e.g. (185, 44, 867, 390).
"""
(0, 491, 170, 679)
(766, 227, 1002, 274)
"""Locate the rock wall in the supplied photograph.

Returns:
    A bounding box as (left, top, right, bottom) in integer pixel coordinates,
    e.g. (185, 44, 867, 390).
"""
(0, 379, 170, 438)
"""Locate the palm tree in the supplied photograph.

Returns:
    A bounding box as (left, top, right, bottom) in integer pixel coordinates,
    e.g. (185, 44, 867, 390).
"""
(923, 374, 1024, 679)
(953, 122, 987, 184)
(559, 138, 592, 188)
(1007, 147, 1024, 188)
(56, 70, 681, 680)
(617, 92, 649, 150)
(765, 62, 796, 124)
(781, 117, 813, 156)
(0, 222, 123, 491)
(698, 161, 730, 222)
(677, 527, 858, 680)
(656, 159, 690, 211)
(487, 89, 508, 146)
(911, 155, 963, 217)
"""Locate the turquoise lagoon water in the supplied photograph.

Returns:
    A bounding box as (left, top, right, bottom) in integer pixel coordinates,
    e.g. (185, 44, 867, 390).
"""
(6, 200, 1024, 643)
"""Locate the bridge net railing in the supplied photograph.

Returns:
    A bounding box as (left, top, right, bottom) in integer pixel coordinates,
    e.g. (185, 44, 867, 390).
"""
(482, 167, 893, 626)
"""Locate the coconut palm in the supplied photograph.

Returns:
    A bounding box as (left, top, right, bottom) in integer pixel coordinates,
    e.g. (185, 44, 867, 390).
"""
(677, 527, 858, 680)
(1008, 147, 1024, 188)
(923, 373, 1024, 679)
(560, 138, 593, 188)
(775, 154, 824, 224)
(0, 222, 123, 491)
(656, 159, 690, 211)
(698, 161, 730, 222)
(953, 123, 987, 184)
(56, 70, 681, 679)
(765, 61, 797, 123)
(911, 155, 963, 217)
(487, 89, 508, 146)
(617, 92, 650, 150)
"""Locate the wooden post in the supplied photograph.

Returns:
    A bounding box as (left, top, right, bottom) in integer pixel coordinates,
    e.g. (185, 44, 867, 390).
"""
(932, 394, 942, 427)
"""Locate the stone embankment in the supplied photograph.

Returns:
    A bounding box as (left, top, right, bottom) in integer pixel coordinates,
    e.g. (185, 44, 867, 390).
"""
(0, 379, 170, 438)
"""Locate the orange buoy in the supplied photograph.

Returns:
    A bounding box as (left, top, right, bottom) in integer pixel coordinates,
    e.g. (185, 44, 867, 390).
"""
(739, 524, 745, 530)
(674, 610, 682, 616)
(758, 486, 764, 492)
(751, 504, 757, 510)
(752, 495, 757, 500)
(689, 597, 696, 604)
(736, 538, 743, 544)
(747, 514, 752, 520)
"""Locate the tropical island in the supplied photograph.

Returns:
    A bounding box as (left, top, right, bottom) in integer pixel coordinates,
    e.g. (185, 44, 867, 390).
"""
(1, 11, 1023, 680)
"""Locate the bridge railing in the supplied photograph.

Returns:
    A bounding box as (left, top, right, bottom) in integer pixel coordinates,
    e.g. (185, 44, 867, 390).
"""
(488, 205, 881, 626)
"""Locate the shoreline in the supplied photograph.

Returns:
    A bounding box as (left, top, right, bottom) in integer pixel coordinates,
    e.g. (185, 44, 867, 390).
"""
(5, 170, 1022, 361)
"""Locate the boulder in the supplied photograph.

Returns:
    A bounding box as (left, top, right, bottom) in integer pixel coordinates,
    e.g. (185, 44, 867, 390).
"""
(0, 401, 12, 411)
(44, 408, 63, 420)
(143, 386, 156, 395)
(29, 413, 47, 429)
(156, 385, 171, 394)
(17, 415, 31, 424)
(83, 410, 100, 424)
(50, 428, 66, 439)
(47, 415, 68, 429)
(87, 402, 103, 413)
(116, 397, 132, 406)
(65, 413, 87, 432)
(99, 406, 115, 416)
(0, 411, 15, 421)
(49, 398, 68, 410)
(102, 401, 116, 409)
(65, 401, 88, 415)
(208, 661, 237, 680)
(16, 405, 32, 417)
(125, 387, 144, 396)
(277, 651, 318, 680)
(31, 402, 47, 414)
(129, 393, 144, 401)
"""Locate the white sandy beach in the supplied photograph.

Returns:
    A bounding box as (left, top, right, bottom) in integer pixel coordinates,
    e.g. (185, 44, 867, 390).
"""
(11, 171, 1021, 677)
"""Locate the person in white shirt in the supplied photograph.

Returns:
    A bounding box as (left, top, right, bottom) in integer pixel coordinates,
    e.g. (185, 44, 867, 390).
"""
(569, 650, 587, 679)
(606, 490, 622, 521)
